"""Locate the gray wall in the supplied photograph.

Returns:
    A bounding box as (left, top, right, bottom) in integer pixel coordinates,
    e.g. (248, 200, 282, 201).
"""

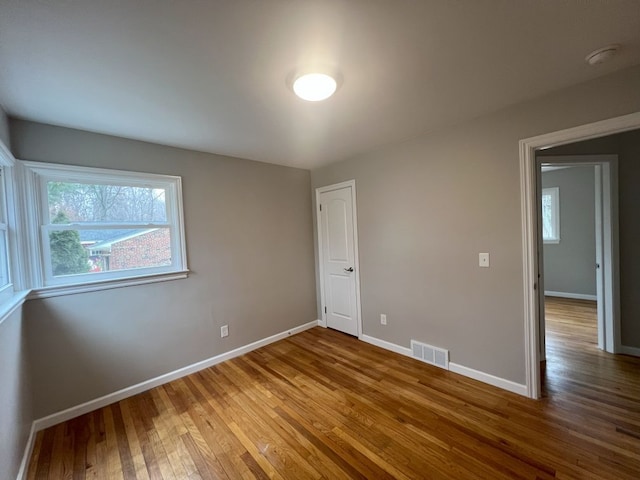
(541, 166, 596, 297)
(11, 119, 317, 418)
(541, 130, 640, 349)
(0, 306, 33, 480)
(618, 131, 640, 349)
(311, 65, 640, 384)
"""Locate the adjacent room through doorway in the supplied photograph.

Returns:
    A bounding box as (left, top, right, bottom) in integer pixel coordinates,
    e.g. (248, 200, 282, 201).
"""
(538, 163, 600, 392)
(534, 129, 640, 402)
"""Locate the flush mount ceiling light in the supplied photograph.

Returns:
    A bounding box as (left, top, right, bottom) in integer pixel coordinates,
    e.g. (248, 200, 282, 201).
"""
(585, 44, 620, 66)
(293, 73, 337, 101)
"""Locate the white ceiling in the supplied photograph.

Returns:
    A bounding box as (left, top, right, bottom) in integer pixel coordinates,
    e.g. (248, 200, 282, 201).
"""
(1, 1, 639, 169)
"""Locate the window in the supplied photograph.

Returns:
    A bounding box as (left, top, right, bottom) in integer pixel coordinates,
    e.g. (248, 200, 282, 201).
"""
(0, 168, 11, 297)
(541, 187, 560, 244)
(21, 162, 188, 295)
(0, 140, 27, 313)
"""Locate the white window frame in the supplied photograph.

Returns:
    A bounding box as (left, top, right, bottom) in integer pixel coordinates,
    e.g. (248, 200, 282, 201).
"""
(0, 167, 11, 296)
(0, 150, 14, 304)
(542, 186, 560, 244)
(0, 140, 30, 324)
(19, 161, 188, 298)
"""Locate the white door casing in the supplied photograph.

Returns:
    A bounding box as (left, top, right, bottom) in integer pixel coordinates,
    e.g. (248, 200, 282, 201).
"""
(535, 163, 546, 362)
(317, 181, 361, 337)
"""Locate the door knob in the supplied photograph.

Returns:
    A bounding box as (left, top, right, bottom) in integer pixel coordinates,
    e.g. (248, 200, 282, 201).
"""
(344, 267, 354, 272)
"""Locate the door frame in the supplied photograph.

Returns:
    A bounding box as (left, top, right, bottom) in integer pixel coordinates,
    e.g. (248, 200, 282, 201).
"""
(315, 180, 363, 338)
(520, 111, 640, 399)
(537, 156, 618, 361)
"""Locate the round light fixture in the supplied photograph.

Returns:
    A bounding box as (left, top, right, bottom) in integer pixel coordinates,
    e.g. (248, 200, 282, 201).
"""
(585, 44, 620, 66)
(293, 73, 337, 101)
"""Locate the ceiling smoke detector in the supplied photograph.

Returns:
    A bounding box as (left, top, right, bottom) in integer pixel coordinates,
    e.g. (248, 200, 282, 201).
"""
(585, 45, 620, 66)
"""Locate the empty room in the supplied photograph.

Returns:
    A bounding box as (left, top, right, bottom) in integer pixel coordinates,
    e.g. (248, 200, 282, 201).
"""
(1, 1, 640, 479)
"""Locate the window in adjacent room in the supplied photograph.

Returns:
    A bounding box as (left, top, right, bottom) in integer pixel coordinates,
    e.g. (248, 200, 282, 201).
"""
(21, 161, 188, 294)
(541, 187, 560, 244)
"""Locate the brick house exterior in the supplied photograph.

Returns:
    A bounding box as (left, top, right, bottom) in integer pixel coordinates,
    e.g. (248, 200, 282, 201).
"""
(109, 228, 171, 270)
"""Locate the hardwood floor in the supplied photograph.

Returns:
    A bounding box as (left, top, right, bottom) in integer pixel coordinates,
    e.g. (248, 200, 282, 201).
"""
(28, 306, 640, 479)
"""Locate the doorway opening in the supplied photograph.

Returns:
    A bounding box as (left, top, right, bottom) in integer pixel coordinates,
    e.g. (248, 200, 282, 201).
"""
(520, 111, 640, 399)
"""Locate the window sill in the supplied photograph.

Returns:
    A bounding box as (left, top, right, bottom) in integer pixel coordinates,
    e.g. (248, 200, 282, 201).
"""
(0, 289, 31, 326)
(543, 239, 560, 245)
(28, 270, 189, 299)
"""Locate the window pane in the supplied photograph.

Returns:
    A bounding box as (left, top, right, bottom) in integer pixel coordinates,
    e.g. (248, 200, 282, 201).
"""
(0, 169, 9, 289)
(0, 232, 9, 288)
(542, 193, 553, 239)
(47, 181, 168, 224)
(49, 228, 172, 277)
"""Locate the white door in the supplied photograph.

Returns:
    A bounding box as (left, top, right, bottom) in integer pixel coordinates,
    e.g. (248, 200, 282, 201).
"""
(319, 185, 359, 336)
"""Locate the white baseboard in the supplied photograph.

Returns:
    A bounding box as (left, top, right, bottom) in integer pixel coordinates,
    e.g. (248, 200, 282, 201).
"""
(16, 423, 36, 480)
(448, 363, 528, 396)
(317, 318, 326, 328)
(360, 334, 413, 357)
(359, 334, 527, 397)
(619, 345, 640, 357)
(544, 291, 597, 301)
(31, 320, 318, 433)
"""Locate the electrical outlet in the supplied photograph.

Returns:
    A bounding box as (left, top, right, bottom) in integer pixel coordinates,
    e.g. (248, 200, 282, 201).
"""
(220, 325, 229, 338)
(479, 252, 490, 268)
(380, 314, 387, 325)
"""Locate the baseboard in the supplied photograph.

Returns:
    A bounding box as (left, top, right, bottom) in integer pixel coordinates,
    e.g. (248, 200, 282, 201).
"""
(360, 334, 413, 357)
(619, 345, 640, 357)
(359, 334, 527, 397)
(32, 320, 318, 432)
(448, 363, 528, 396)
(544, 291, 597, 301)
(317, 318, 326, 328)
(16, 423, 37, 480)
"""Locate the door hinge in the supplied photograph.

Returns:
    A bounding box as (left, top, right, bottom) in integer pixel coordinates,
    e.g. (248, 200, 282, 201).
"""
(324, 306, 327, 314)
(319, 204, 322, 211)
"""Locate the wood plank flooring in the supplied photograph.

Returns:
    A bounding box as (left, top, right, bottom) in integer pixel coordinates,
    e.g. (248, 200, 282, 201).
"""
(28, 301, 640, 479)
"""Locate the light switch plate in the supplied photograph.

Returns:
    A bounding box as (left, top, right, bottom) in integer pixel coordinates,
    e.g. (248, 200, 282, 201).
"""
(221, 325, 229, 337)
(479, 253, 490, 268)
